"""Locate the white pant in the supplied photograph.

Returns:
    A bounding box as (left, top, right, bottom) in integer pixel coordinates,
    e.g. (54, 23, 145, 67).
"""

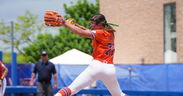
(0, 78, 6, 96)
(68, 60, 124, 96)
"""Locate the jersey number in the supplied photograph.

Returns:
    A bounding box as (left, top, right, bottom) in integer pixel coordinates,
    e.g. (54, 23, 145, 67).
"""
(105, 43, 114, 56)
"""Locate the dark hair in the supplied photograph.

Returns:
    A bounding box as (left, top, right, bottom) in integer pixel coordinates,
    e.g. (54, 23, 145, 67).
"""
(90, 13, 107, 24)
(90, 14, 116, 32)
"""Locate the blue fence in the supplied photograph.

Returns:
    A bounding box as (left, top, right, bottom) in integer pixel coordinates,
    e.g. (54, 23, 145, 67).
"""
(54, 64, 183, 92)
(4, 64, 183, 96)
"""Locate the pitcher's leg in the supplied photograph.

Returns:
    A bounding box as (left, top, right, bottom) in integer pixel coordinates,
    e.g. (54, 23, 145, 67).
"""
(55, 65, 96, 96)
(101, 65, 125, 96)
(68, 65, 96, 95)
(2, 78, 6, 96)
(103, 76, 125, 96)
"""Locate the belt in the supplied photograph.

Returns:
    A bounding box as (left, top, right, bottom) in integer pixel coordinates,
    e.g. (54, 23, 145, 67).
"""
(38, 81, 50, 84)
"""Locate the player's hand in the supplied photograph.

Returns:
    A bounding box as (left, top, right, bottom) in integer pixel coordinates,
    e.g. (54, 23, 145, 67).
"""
(29, 81, 34, 87)
(66, 18, 76, 25)
(54, 83, 58, 89)
(44, 10, 65, 27)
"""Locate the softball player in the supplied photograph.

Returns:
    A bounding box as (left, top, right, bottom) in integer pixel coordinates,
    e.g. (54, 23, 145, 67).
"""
(45, 12, 127, 96)
(0, 61, 8, 96)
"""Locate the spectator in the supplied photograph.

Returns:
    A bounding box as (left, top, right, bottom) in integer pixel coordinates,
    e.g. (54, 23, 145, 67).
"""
(0, 61, 8, 96)
(30, 51, 58, 96)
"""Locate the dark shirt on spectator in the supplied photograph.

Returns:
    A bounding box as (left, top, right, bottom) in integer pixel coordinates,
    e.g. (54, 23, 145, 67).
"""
(33, 60, 56, 83)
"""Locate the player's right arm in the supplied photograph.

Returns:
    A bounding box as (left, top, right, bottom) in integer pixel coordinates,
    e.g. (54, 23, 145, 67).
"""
(30, 64, 37, 86)
(0, 63, 8, 80)
(30, 73, 36, 86)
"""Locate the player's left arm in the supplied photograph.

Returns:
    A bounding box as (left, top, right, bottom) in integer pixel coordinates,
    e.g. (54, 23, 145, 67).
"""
(1, 64, 8, 79)
(52, 64, 58, 89)
(53, 73, 58, 89)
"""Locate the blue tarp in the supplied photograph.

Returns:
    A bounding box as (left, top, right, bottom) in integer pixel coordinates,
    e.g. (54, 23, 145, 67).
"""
(5, 64, 33, 85)
(5, 64, 183, 93)
(54, 64, 183, 92)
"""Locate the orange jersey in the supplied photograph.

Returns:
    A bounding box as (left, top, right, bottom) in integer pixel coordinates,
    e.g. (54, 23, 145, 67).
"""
(91, 30, 115, 64)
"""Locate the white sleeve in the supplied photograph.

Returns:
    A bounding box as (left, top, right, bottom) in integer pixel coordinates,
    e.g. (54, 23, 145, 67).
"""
(90, 30, 96, 39)
(2, 64, 5, 67)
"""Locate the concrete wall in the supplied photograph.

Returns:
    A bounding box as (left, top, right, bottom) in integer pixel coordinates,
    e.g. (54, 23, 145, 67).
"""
(100, 0, 183, 64)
